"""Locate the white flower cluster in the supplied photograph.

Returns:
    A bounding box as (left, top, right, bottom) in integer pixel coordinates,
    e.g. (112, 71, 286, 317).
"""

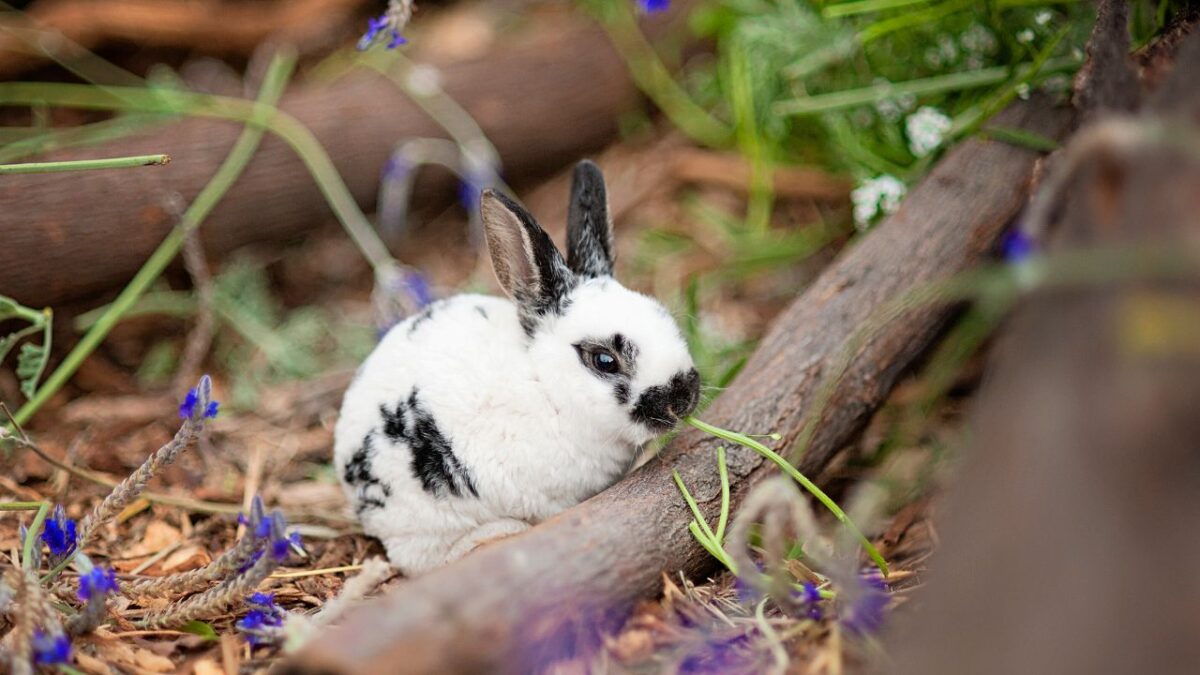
(851, 175, 906, 230)
(905, 106, 952, 158)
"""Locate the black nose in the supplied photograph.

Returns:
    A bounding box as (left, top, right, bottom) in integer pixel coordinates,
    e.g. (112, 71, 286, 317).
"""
(632, 368, 701, 431)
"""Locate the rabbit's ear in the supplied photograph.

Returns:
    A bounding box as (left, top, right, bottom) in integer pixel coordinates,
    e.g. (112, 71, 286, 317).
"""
(482, 189, 574, 319)
(566, 160, 615, 278)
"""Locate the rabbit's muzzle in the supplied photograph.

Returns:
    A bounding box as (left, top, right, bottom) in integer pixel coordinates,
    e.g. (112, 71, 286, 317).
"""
(631, 368, 701, 432)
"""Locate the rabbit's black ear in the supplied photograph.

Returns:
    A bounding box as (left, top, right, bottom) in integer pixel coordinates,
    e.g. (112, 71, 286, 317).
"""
(567, 160, 615, 278)
(481, 190, 574, 330)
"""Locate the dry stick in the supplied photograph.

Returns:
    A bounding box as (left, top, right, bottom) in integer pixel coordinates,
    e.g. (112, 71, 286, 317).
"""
(122, 526, 264, 597)
(138, 543, 282, 629)
(1, 383, 354, 527)
(172, 228, 216, 393)
(283, 97, 1074, 675)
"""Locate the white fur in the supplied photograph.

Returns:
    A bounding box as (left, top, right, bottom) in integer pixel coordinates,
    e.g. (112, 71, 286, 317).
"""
(333, 281, 695, 575)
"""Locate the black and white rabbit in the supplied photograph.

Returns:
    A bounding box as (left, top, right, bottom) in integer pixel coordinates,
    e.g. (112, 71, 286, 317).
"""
(334, 161, 700, 574)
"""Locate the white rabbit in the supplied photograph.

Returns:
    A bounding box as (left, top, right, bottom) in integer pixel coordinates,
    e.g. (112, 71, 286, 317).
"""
(333, 160, 700, 575)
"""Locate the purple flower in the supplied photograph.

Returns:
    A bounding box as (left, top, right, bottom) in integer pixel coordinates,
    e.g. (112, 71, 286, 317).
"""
(403, 271, 433, 308)
(1001, 228, 1036, 263)
(358, 14, 405, 51)
(179, 375, 218, 420)
(840, 573, 889, 635)
(237, 549, 264, 574)
(248, 592, 276, 606)
(178, 387, 199, 419)
(638, 0, 670, 12)
(267, 512, 302, 561)
(42, 505, 77, 559)
(32, 630, 71, 665)
(78, 566, 119, 602)
(237, 592, 287, 647)
(733, 559, 766, 605)
(357, 15, 388, 51)
(789, 581, 823, 621)
(457, 179, 482, 212)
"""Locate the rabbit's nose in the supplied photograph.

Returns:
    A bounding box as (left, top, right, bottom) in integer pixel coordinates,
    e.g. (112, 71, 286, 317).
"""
(632, 368, 702, 431)
(675, 368, 701, 417)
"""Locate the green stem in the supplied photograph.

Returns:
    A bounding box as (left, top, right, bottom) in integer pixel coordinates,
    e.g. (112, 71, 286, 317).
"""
(9, 54, 296, 426)
(775, 57, 1078, 116)
(672, 469, 718, 543)
(715, 446, 731, 544)
(0, 79, 393, 270)
(21, 502, 49, 570)
(40, 551, 75, 584)
(855, 0, 973, 43)
(591, 2, 733, 148)
(823, 0, 932, 18)
(0, 501, 47, 511)
(978, 126, 1059, 151)
(686, 416, 889, 576)
(25, 309, 52, 398)
(952, 24, 1071, 139)
(0, 153, 169, 174)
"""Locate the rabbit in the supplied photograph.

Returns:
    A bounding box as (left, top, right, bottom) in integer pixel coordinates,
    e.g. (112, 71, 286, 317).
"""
(333, 160, 701, 575)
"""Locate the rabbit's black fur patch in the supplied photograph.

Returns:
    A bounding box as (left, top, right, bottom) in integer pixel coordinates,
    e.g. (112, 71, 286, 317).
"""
(343, 432, 391, 513)
(381, 388, 479, 499)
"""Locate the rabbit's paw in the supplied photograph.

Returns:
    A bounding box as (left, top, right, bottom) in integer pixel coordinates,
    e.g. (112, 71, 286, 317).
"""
(446, 519, 531, 562)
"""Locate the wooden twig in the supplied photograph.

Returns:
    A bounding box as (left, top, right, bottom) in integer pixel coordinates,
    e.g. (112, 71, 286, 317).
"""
(670, 148, 852, 202)
(281, 97, 1074, 674)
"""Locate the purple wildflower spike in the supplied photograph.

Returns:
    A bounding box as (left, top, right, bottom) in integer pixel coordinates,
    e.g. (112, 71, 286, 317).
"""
(42, 504, 77, 559)
(841, 573, 889, 635)
(77, 566, 120, 602)
(32, 630, 71, 665)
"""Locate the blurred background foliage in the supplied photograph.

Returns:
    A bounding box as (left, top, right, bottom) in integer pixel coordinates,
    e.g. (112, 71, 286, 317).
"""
(0, 0, 1185, 413)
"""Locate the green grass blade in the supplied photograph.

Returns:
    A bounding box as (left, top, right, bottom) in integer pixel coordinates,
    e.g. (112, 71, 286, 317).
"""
(715, 446, 731, 544)
(686, 416, 889, 576)
(10, 53, 296, 426)
(0, 153, 169, 174)
(672, 469, 719, 542)
(21, 501, 49, 570)
(775, 57, 1078, 116)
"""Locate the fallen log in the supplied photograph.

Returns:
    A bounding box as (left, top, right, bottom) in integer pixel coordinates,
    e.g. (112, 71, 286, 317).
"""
(890, 11, 1200, 675)
(281, 96, 1074, 674)
(0, 7, 678, 308)
(0, 0, 366, 77)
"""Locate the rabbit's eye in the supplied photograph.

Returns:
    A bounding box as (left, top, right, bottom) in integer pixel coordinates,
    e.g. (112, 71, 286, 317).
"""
(592, 350, 620, 374)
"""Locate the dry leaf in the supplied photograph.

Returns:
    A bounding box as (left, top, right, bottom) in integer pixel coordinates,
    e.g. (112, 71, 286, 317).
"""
(75, 650, 116, 675)
(133, 647, 176, 673)
(122, 520, 183, 558)
(193, 659, 226, 675)
(159, 544, 212, 573)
